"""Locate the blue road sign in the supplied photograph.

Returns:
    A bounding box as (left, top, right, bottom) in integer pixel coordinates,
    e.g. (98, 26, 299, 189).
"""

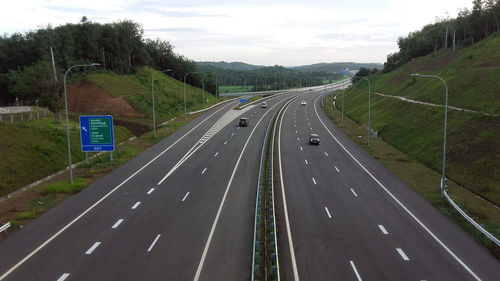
(240, 98, 248, 103)
(80, 115, 115, 152)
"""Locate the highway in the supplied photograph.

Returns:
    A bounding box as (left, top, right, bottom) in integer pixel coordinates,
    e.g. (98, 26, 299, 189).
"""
(0, 91, 301, 281)
(0, 83, 498, 281)
(275, 87, 500, 280)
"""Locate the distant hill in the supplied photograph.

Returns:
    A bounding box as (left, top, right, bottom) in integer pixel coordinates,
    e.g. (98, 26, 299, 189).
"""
(291, 62, 383, 73)
(196, 61, 264, 71)
(196, 61, 382, 74)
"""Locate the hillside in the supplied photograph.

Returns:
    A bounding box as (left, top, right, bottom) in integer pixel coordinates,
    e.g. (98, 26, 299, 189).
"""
(341, 34, 500, 206)
(0, 67, 217, 196)
(291, 62, 383, 73)
(196, 61, 264, 71)
(82, 67, 217, 127)
(0, 118, 133, 196)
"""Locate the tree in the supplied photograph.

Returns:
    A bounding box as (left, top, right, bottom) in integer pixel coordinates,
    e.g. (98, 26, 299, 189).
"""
(8, 60, 62, 111)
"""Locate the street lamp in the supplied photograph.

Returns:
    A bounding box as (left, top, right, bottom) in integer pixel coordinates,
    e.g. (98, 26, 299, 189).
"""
(411, 73, 449, 197)
(63, 63, 99, 184)
(202, 72, 205, 105)
(152, 69, 172, 138)
(184, 71, 199, 121)
(353, 76, 371, 146)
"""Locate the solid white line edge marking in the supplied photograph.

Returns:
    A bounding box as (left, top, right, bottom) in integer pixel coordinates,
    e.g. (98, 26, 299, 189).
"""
(0, 101, 234, 281)
(350, 260, 363, 281)
(396, 248, 410, 261)
(313, 94, 481, 281)
(85, 242, 101, 255)
(147, 234, 161, 252)
(278, 94, 313, 281)
(111, 219, 124, 229)
(193, 95, 289, 281)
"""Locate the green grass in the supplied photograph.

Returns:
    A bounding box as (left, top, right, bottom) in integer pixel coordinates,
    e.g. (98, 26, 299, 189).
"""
(42, 178, 87, 194)
(341, 35, 500, 206)
(0, 116, 134, 196)
(85, 67, 218, 124)
(219, 85, 254, 93)
(372, 34, 500, 115)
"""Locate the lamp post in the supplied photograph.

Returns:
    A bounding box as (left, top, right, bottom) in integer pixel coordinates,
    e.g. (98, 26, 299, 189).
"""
(63, 63, 99, 184)
(411, 73, 449, 197)
(152, 69, 172, 138)
(353, 76, 371, 146)
(341, 86, 345, 127)
(184, 71, 199, 121)
(202, 72, 206, 105)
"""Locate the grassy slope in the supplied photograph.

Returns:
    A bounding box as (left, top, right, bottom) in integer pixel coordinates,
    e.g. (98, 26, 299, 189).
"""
(85, 67, 217, 124)
(343, 34, 500, 206)
(0, 117, 133, 195)
(1, 67, 216, 196)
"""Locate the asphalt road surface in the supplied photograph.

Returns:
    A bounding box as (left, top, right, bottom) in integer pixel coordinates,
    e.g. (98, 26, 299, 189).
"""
(275, 87, 500, 280)
(0, 91, 303, 281)
(0, 83, 498, 281)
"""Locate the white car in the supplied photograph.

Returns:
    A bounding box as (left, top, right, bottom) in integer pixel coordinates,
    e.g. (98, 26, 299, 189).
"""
(301, 101, 307, 106)
(261, 102, 267, 108)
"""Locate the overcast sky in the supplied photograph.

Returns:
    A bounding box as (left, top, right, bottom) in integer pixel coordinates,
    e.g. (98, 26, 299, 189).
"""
(2, 0, 473, 66)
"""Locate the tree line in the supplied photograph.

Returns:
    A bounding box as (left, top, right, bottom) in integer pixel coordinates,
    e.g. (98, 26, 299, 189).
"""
(384, 0, 500, 72)
(0, 17, 208, 109)
(197, 64, 333, 92)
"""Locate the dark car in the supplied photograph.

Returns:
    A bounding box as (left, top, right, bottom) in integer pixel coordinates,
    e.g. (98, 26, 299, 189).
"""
(309, 133, 320, 145)
(239, 117, 249, 126)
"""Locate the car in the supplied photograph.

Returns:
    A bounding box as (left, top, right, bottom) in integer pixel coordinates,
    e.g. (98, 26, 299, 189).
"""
(261, 102, 267, 108)
(239, 117, 249, 126)
(309, 133, 320, 145)
(308, 89, 312, 91)
(301, 100, 307, 106)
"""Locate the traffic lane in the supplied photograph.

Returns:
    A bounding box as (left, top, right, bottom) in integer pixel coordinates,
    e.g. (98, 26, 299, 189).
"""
(0, 100, 239, 280)
(17, 107, 260, 281)
(197, 96, 292, 280)
(280, 96, 464, 281)
(293, 132, 469, 280)
(310, 93, 500, 278)
(84, 110, 260, 280)
(279, 103, 370, 280)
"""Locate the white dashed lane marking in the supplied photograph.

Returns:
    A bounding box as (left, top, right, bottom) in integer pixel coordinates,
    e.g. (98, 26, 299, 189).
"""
(111, 219, 124, 229)
(378, 225, 389, 235)
(85, 242, 101, 255)
(131, 201, 141, 209)
(396, 248, 410, 261)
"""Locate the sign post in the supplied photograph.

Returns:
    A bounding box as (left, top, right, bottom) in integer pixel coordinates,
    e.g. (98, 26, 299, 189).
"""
(80, 116, 115, 158)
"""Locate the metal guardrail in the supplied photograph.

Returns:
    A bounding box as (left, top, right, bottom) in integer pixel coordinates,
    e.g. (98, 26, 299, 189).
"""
(443, 190, 500, 246)
(252, 104, 281, 281)
(0, 222, 11, 233)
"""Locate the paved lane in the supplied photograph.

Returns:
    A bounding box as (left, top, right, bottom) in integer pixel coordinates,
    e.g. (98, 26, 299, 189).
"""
(276, 87, 500, 281)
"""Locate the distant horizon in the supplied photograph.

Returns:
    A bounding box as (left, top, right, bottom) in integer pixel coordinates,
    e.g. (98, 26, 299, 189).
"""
(1, 1, 472, 66)
(196, 61, 384, 68)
